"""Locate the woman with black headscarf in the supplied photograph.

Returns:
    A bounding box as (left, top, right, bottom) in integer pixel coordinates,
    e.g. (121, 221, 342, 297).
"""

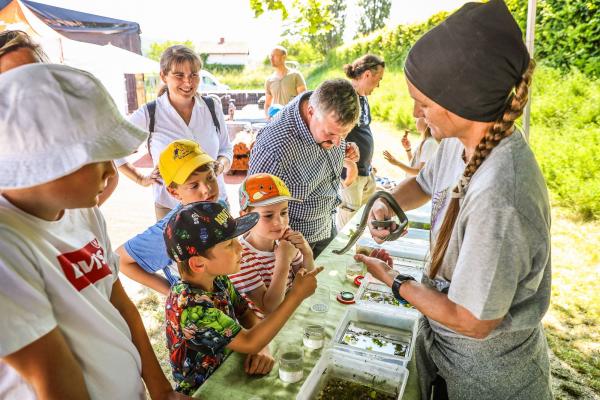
(355, 1, 552, 398)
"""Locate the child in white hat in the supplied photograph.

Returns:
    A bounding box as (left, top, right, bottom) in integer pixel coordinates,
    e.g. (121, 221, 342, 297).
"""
(0, 64, 184, 399)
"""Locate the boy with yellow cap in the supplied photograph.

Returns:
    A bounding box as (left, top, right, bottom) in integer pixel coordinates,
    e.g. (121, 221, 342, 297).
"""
(116, 139, 221, 295)
(229, 173, 315, 318)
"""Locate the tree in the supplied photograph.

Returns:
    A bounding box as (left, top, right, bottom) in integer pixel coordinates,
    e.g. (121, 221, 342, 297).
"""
(145, 40, 196, 62)
(356, 0, 391, 37)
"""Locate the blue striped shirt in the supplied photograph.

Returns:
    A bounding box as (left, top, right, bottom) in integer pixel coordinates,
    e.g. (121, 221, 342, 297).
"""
(249, 92, 345, 243)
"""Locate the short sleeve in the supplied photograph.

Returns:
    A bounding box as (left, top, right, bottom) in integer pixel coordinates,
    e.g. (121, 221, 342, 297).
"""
(447, 202, 535, 320)
(123, 208, 178, 274)
(295, 72, 306, 89)
(418, 139, 439, 164)
(291, 250, 303, 273)
(127, 106, 149, 131)
(229, 261, 264, 294)
(225, 278, 249, 318)
(0, 235, 57, 356)
(265, 79, 272, 96)
(184, 302, 242, 355)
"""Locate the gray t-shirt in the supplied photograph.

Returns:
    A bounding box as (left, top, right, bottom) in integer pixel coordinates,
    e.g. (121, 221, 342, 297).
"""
(265, 70, 306, 105)
(416, 131, 551, 338)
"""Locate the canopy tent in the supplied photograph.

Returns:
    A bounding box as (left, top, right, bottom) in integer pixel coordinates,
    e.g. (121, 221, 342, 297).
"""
(0, 0, 141, 53)
(0, 0, 158, 114)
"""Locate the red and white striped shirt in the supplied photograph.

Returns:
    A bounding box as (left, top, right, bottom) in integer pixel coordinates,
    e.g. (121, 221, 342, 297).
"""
(229, 235, 303, 318)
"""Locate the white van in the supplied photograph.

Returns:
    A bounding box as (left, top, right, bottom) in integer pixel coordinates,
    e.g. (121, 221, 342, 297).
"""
(200, 70, 229, 92)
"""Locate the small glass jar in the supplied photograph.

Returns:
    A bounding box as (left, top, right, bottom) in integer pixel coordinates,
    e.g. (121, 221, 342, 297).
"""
(346, 262, 364, 282)
(278, 344, 304, 383)
(303, 324, 325, 350)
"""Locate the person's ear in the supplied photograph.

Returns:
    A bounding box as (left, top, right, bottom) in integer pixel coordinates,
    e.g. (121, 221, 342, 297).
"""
(160, 70, 167, 83)
(166, 185, 183, 202)
(188, 256, 207, 273)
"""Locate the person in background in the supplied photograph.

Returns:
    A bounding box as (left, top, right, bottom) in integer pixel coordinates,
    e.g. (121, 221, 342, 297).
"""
(0, 30, 46, 72)
(383, 117, 439, 177)
(263, 45, 306, 118)
(118, 45, 232, 220)
(249, 79, 361, 259)
(336, 54, 385, 230)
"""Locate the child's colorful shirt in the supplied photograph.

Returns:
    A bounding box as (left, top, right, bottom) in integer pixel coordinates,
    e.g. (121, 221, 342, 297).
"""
(165, 276, 248, 394)
(229, 235, 303, 318)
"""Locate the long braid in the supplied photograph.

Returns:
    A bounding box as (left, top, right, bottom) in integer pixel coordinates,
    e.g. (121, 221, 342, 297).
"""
(428, 59, 536, 279)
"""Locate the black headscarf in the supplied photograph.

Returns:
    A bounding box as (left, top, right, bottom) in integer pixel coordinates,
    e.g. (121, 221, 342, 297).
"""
(404, 0, 530, 122)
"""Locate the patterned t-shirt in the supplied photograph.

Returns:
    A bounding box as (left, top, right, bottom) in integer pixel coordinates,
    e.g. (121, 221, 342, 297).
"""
(165, 276, 248, 394)
(228, 235, 303, 318)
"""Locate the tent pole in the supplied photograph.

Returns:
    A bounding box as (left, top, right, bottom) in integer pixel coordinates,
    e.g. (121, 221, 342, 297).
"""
(523, 0, 537, 140)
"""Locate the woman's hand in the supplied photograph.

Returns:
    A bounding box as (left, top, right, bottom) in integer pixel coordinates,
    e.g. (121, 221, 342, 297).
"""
(354, 253, 395, 287)
(401, 130, 412, 151)
(214, 156, 230, 176)
(383, 150, 400, 166)
(368, 199, 393, 243)
(138, 167, 162, 187)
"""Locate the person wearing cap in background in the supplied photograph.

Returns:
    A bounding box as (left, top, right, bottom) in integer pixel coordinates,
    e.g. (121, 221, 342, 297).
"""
(117, 139, 223, 295)
(228, 173, 315, 319)
(0, 64, 189, 399)
(162, 202, 322, 394)
(357, 1, 552, 398)
(264, 45, 307, 119)
(0, 30, 46, 73)
(249, 79, 361, 259)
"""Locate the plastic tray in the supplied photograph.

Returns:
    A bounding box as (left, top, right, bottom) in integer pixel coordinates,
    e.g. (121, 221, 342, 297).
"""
(355, 274, 420, 317)
(356, 235, 429, 261)
(296, 348, 408, 400)
(332, 304, 418, 366)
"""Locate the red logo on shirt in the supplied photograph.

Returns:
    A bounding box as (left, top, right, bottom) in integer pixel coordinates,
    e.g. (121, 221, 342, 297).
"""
(56, 239, 112, 291)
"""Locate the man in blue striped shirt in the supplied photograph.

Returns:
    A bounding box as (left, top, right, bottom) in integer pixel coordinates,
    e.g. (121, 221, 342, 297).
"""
(249, 79, 360, 258)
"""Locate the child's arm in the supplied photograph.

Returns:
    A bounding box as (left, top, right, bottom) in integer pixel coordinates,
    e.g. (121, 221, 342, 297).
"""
(227, 267, 323, 354)
(3, 328, 91, 399)
(243, 239, 297, 314)
(282, 228, 315, 271)
(237, 310, 275, 375)
(382, 150, 421, 176)
(110, 278, 183, 400)
(342, 159, 358, 187)
(116, 245, 171, 295)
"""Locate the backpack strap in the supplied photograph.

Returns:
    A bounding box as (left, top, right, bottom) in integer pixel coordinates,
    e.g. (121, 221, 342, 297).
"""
(145, 100, 157, 157)
(201, 95, 222, 134)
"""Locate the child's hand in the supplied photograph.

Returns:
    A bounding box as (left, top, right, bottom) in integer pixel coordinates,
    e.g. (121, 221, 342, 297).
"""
(282, 229, 312, 258)
(244, 346, 274, 375)
(289, 267, 324, 300)
(369, 248, 393, 269)
(274, 238, 298, 264)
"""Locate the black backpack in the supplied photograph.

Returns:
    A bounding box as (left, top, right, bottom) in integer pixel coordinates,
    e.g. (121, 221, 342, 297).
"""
(145, 95, 222, 159)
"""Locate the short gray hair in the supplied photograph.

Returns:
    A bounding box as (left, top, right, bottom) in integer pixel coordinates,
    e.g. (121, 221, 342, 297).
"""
(309, 79, 359, 127)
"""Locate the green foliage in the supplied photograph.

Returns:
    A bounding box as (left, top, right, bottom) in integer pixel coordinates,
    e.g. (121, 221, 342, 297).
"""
(356, 0, 391, 37)
(326, 11, 448, 68)
(280, 39, 323, 64)
(145, 40, 196, 62)
(249, 0, 288, 18)
(204, 64, 245, 74)
(215, 65, 272, 90)
(506, 0, 600, 77)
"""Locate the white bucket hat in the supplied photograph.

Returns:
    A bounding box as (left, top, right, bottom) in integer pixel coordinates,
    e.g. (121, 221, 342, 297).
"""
(0, 63, 147, 189)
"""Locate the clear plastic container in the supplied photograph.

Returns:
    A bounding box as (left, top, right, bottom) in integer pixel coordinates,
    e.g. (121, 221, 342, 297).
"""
(355, 274, 420, 317)
(296, 348, 408, 400)
(332, 304, 418, 365)
(355, 235, 429, 262)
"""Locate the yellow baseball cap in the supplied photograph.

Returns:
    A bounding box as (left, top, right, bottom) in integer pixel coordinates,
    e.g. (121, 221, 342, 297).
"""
(158, 139, 215, 186)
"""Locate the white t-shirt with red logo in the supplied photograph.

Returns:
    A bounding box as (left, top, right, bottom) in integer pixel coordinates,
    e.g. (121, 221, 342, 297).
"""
(0, 196, 144, 400)
(228, 235, 303, 318)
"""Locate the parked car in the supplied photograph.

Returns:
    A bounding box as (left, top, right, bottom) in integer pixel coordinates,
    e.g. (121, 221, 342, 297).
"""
(200, 70, 229, 92)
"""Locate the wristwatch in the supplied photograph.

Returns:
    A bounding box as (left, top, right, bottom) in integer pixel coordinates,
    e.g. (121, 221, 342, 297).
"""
(392, 273, 416, 303)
